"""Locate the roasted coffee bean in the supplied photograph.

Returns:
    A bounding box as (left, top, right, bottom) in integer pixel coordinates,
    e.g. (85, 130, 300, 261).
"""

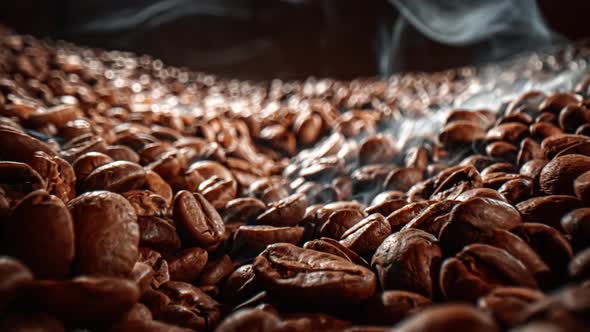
(372, 229, 441, 298)
(0, 161, 46, 205)
(256, 193, 307, 227)
(512, 223, 573, 281)
(0, 128, 56, 162)
(486, 141, 518, 162)
(319, 209, 365, 239)
(448, 197, 522, 232)
(404, 146, 429, 171)
(0, 257, 33, 311)
(541, 134, 589, 159)
(364, 290, 430, 325)
(516, 195, 583, 230)
(68, 191, 139, 277)
(539, 154, 590, 195)
(517, 138, 544, 166)
(340, 213, 391, 258)
(455, 188, 508, 202)
(303, 237, 369, 267)
(481, 162, 517, 176)
(561, 208, 590, 248)
(574, 169, 590, 203)
(71, 152, 114, 182)
(477, 287, 544, 327)
(358, 134, 397, 165)
(138, 247, 170, 288)
(198, 175, 237, 209)
(137, 216, 181, 252)
(403, 200, 458, 235)
(555, 140, 590, 158)
(498, 178, 534, 204)
(569, 248, 590, 280)
(106, 145, 141, 163)
(233, 225, 304, 254)
(383, 167, 424, 192)
(394, 304, 499, 332)
(130, 262, 154, 295)
(22, 277, 139, 323)
(222, 264, 258, 305)
(253, 243, 376, 303)
(144, 170, 173, 206)
(214, 308, 282, 332)
(142, 281, 221, 330)
(460, 155, 496, 171)
(559, 105, 590, 133)
(446, 109, 495, 128)
(370, 191, 407, 205)
(439, 121, 486, 148)
(384, 200, 430, 232)
(3, 190, 74, 278)
(198, 255, 234, 286)
(530, 122, 563, 140)
(223, 197, 266, 224)
(440, 244, 538, 301)
(81, 160, 146, 193)
(167, 247, 208, 282)
(60, 134, 108, 163)
(173, 191, 225, 249)
(487, 122, 529, 143)
(29, 151, 76, 202)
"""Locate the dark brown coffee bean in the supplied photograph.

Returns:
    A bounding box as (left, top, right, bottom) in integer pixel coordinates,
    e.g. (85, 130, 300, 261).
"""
(0, 313, 65, 332)
(372, 229, 441, 298)
(456, 188, 508, 202)
(23, 277, 139, 323)
(358, 134, 397, 165)
(72, 152, 114, 182)
(530, 122, 563, 141)
(256, 193, 307, 227)
(569, 248, 590, 280)
(439, 121, 486, 148)
(384, 168, 424, 192)
(446, 109, 495, 128)
(477, 287, 544, 327)
(214, 308, 282, 332)
(539, 154, 590, 196)
(364, 199, 407, 219)
(365, 290, 431, 325)
(481, 163, 517, 176)
(385, 201, 432, 232)
(540, 93, 581, 113)
(351, 164, 397, 193)
(253, 243, 376, 303)
(555, 141, 590, 159)
(81, 161, 146, 193)
(0, 257, 33, 311)
(541, 134, 589, 159)
(123, 190, 168, 217)
(460, 155, 496, 171)
(319, 209, 365, 239)
(403, 200, 458, 236)
(340, 213, 391, 258)
(60, 134, 108, 163)
(137, 216, 181, 252)
(394, 304, 499, 332)
(440, 244, 538, 301)
(303, 237, 369, 267)
(498, 178, 534, 204)
(430, 165, 482, 201)
(516, 195, 583, 230)
(167, 247, 208, 282)
(198, 175, 237, 209)
(223, 197, 266, 224)
(222, 264, 258, 304)
(130, 262, 154, 295)
(517, 138, 544, 166)
(3, 190, 74, 278)
(198, 255, 234, 286)
(486, 141, 518, 163)
(233, 225, 304, 254)
(68, 191, 139, 277)
(574, 169, 590, 203)
(486, 122, 529, 143)
(0, 128, 57, 162)
(144, 170, 173, 207)
(106, 145, 141, 163)
(0, 161, 46, 205)
(512, 223, 573, 281)
(138, 248, 170, 288)
(497, 112, 533, 126)
(29, 151, 76, 203)
(561, 208, 590, 248)
(370, 191, 407, 206)
(142, 281, 221, 330)
(404, 146, 429, 171)
(173, 191, 225, 249)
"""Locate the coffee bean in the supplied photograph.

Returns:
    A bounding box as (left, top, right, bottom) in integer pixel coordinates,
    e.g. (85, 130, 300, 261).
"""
(394, 304, 499, 332)
(516, 195, 583, 230)
(253, 243, 376, 303)
(172, 191, 225, 249)
(3, 190, 74, 278)
(68, 191, 139, 277)
(256, 193, 307, 227)
(0, 257, 33, 311)
(561, 208, 590, 248)
(372, 229, 441, 298)
(477, 287, 544, 327)
(340, 213, 391, 258)
(167, 247, 208, 282)
(440, 244, 538, 301)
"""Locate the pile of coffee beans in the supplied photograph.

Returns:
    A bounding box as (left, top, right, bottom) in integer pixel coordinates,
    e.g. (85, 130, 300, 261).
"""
(1, 26, 590, 331)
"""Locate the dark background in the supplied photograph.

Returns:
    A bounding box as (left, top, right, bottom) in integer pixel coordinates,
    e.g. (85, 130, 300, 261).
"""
(1, 1, 590, 80)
